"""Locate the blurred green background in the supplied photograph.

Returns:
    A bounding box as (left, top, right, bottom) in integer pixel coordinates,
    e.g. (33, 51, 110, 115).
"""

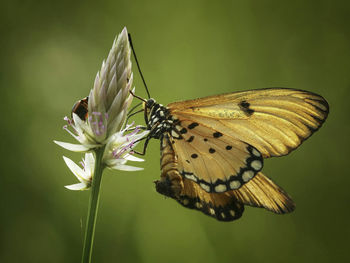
(1, 0, 349, 262)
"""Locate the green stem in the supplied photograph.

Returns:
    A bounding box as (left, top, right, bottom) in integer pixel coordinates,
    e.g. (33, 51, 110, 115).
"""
(82, 147, 105, 263)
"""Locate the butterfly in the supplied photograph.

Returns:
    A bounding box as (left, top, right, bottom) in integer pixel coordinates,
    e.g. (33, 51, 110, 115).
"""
(134, 88, 329, 221)
(73, 88, 328, 221)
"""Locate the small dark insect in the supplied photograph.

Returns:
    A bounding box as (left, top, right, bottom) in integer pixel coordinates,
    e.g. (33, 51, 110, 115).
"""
(71, 97, 89, 121)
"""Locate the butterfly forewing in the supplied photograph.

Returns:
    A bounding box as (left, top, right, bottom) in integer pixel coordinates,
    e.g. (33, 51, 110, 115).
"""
(168, 88, 329, 158)
(169, 119, 263, 193)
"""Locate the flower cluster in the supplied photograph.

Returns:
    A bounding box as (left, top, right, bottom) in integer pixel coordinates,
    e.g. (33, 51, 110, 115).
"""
(55, 27, 148, 190)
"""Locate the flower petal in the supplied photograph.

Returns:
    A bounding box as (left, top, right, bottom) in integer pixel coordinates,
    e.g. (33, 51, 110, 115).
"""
(63, 156, 86, 182)
(124, 154, 144, 162)
(84, 152, 95, 175)
(65, 183, 89, 191)
(104, 158, 127, 167)
(109, 164, 144, 171)
(54, 141, 95, 152)
(72, 113, 85, 134)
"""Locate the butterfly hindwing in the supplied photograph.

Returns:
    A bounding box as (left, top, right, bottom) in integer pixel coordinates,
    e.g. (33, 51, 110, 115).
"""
(156, 134, 244, 221)
(168, 88, 329, 158)
(156, 134, 294, 220)
(233, 172, 296, 214)
(169, 119, 263, 193)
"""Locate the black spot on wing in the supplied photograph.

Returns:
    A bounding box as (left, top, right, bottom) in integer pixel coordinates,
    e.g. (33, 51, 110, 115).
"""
(188, 122, 199, 129)
(187, 135, 194, 142)
(213, 132, 223, 138)
(180, 128, 187, 134)
(239, 100, 254, 115)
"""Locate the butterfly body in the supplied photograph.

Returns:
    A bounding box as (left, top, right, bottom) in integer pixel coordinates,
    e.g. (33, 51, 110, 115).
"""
(145, 99, 173, 139)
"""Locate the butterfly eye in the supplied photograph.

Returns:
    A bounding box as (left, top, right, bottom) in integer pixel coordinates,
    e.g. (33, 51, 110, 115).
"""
(146, 98, 156, 108)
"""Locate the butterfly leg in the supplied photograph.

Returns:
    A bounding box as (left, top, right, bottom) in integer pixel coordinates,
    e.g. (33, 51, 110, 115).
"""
(133, 136, 151, 156)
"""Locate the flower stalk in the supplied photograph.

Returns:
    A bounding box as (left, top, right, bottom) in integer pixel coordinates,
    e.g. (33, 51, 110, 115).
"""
(81, 147, 105, 263)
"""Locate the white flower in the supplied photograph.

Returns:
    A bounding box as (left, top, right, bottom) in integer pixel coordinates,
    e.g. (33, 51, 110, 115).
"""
(56, 27, 149, 191)
(54, 114, 100, 152)
(63, 153, 95, 191)
(103, 124, 149, 171)
(54, 27, 134, 152)
(62, 124, 149, 190)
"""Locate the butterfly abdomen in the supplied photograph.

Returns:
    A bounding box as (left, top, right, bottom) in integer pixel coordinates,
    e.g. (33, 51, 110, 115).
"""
(156, 134, 184, 198)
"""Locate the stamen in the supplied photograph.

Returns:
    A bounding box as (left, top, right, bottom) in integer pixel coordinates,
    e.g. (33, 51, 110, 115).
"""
(128, 126, 141, 136)
(113, 140, 136, 159)
(64, 116, 73, 126)
(63, 125, 79, 140)
(124, 122, 135, 131)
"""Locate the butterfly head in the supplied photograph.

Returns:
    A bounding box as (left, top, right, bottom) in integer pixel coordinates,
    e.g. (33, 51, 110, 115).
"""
(145, 98, 156, 108)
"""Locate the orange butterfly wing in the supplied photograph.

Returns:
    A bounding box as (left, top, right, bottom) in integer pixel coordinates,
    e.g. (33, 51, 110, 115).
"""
(156, 134, 244, 221)
(168, 88, 329, 158)
(168, 119, 264, 193)
(153, 88, 328, 221)
(155, 134, 295, 221)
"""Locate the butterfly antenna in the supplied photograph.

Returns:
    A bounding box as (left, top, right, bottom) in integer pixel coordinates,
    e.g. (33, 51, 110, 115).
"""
(128, 33, 151, 99)
(129, 89, 147, 103)
(127, 102, 143, 116)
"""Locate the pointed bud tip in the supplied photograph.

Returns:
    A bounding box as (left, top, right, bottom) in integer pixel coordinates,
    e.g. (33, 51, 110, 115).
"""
(121, 27, 128, 35)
